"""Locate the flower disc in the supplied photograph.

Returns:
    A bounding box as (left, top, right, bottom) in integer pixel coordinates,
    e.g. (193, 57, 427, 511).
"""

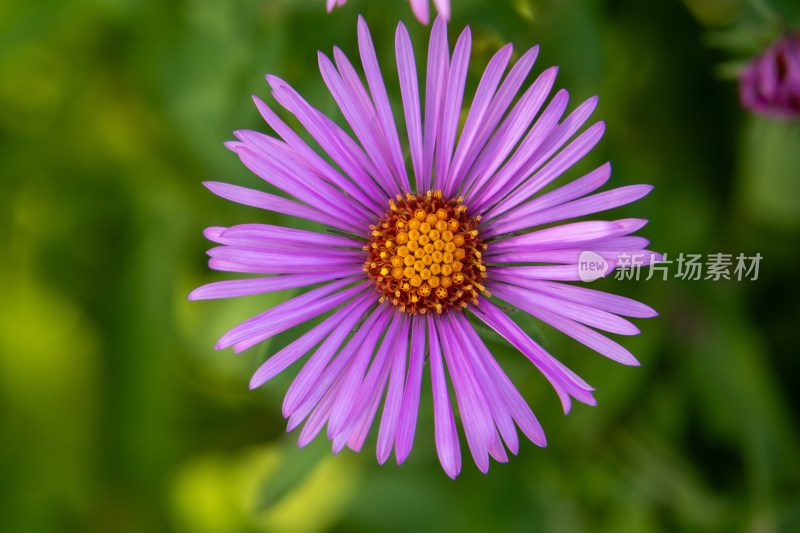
(364, 191, 488, 314)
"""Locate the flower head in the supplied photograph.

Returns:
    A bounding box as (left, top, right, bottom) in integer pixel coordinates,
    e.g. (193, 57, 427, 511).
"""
(191, 16, 659, 478)
(739, 32, 800, 119)
(324, 0, 450, 25)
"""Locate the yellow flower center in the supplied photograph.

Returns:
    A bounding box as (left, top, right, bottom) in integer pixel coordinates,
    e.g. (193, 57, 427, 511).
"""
(363, 191, 489, 314)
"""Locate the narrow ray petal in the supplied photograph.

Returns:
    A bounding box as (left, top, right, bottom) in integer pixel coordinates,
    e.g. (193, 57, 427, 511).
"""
(488, 219, 644, 254)
(251, 95, 385, 215)
(395, 23, 425, 190)
(457, 313, 547, 446)
(190, 268, 363, 301)
(435, 25, 471, 193)
(433, 0, 450, 20)
(455, 45, 540, 190)
(333, 309, 402, 449)
(422, 16, 450, 192)
(249, 291, 375, 389)
(328, 305, 394, 437)
(409, 0, 430, 25)
(231, 135, 374, 225)
(462, 70, 561, 200)
(203, 181, 362, 233)
(450, 313, 518, 456)
(427, 313, 461, 479)
(468, 85, 568, 208)
(489, 281, 640, 336)
(284, 303, 387, 420)
(376, 314, 410, 463)
(485, 120, 606, 220)
(297, 376, 343, 448)
(439, 314, 497, 472)
(470, 297, 596, 412)
(358, 16, 412, 192)
(447, 43, 513, 191)
(325, 48, 401, 193)
(481, 163, 611, 237)
(395, 315, 426, 464)
(267, 75, 396, 199)
(215, 278, 366, 350)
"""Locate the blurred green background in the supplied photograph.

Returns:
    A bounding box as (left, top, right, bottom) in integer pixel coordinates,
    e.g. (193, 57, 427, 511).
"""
(2, 0, 799, 531)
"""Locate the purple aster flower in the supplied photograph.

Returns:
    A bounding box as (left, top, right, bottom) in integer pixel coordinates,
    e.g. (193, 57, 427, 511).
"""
(325, 0, 449, 25)
(190, 16, 660, 478)
(739, 32, 800, 119)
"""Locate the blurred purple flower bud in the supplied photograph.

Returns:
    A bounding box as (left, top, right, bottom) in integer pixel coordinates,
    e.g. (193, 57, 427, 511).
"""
(739, 33, 800, 119)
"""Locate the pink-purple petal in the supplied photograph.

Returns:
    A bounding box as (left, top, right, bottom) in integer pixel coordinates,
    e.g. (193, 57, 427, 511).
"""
(481, 163, 611, 238)
(203, 181, 362, 233)
(297, 376, 343, 448)
(409, 0, 430, 25)
(468, 86, 568, 210)
(343, 377, 386, 452)
(465, 78, 564, 206)
(206, 246, 363, 274)
(395, 314, 426, 464)
(478, 95, 601, 216)
(469, 297, 596, 413)
(220, 224, 363, 249)
(335, 309, 402, 450)
(284, 303, 387, 422)
(491, 180, 651, 235)
(488, 219, 642, 255)
(357, 16, 411, 193)
(485, 120, 606, 221)
(248, 291, 374, 389)
(433, 1, 450, 20)
(215, 278, 366, 350)
(266, 74, 395, 200)
(457, 45, 540, 186)
(231, 134, 374, 225)
(527, 306, 641, 366)
(457, 312, 547, 447)
(462, 69, 560, 201)
(395, 22, 425, 191)
(189, 268, 364, 301)
(489, 281, 640, 336)
(485, 264, 601, 282)
(450, 313, 519, 456)
(326, 47, 401, 194)
(427, 313, 461, 479)
(514, 279, 658, 318)
(447, 43, 513, 192)
(435, 25, 471, 193)
(250, 95, 385, 215)
(376, 313, 410, 464)
(422, 15, 450, 192)
(327, 305, 394, 438)
(438, 314, 498, 472)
